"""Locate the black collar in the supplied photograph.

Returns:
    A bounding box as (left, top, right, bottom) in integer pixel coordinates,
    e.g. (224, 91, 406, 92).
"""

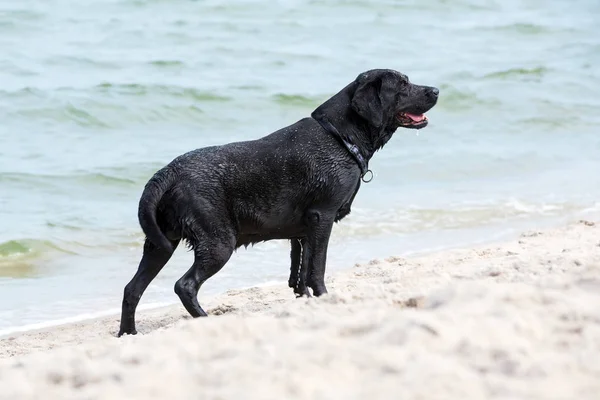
(313, 116, 373, 183)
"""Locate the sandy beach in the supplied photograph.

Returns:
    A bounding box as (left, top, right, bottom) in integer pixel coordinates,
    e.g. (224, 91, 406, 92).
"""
(0, 219, 599, 400)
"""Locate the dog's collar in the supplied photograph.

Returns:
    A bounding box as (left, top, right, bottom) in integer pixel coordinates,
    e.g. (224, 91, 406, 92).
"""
(313, 116, 373, 183)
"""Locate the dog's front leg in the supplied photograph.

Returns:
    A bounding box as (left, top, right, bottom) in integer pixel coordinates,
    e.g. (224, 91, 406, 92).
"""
(288, 238, 303, 290)
(298, 210, 333, 297)
(290, 239, 321, 297)
(292, 238, 311, 298)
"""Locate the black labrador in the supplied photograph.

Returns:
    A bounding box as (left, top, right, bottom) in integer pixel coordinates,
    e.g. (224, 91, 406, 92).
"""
(118, 68, 439, 336)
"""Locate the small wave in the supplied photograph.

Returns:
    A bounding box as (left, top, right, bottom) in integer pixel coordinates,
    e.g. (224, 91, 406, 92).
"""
(44, 55, 121, 70)
(45, 222, 85, 231)
(0, 171, 138, 188)
(0, 239, 74, 258)
(64, 103, 110, 127)
(436, 84, 501, 111)
(98, 103, 205, 126)
(80, 172, 137, 185)
(483, 66, 548, 81)
(0, 86, 44, 98)
(0, 239, 75, 278)
(2, 83, 232, 127)
(520, 117, 579, 130)
(271, 93, 323, 108)
(148, 60, 185, 68)
(504, 23, 548, 34)
(480, 23, 551, 35)
(13, 103, 110, 128)
(0, 62, 38, 77)
(94, 83, 232, 102)
(234, 84, 266, 91)
(0, 240, 34, 258)
(0, 9, 45, 22)
(92, 162, 166, 182)
(331, 199, 583, 239)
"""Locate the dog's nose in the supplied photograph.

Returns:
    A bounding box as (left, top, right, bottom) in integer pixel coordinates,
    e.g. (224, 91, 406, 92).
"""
(430, 87, 439, 97)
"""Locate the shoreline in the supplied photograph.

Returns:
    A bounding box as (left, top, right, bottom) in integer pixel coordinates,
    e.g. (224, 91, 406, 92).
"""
(0, 218, 598, 398)
(0, 277, 295, 341)
(1, 211, 591, 340)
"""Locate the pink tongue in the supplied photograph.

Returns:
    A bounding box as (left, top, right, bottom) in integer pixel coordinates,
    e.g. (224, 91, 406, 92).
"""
(405, 113, 425, 122)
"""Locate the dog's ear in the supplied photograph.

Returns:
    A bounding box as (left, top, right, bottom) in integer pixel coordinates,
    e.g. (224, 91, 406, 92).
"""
(351, 71, 397, 128)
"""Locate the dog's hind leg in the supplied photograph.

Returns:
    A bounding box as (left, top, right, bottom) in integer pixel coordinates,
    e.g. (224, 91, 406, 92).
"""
(118, 238, 179, 337)
(174, 233, 235, 317)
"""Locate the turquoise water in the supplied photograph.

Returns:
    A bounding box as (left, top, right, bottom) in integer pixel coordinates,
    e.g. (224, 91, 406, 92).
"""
(1, 0, 599, 333)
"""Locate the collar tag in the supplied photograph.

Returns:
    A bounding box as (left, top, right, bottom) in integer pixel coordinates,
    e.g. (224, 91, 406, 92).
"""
(361, 170, 373, 183)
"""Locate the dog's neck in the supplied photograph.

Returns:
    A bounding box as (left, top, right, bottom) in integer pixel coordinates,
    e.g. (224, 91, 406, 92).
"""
(311, 86, 384, 178)
(312, 113, 370, 177)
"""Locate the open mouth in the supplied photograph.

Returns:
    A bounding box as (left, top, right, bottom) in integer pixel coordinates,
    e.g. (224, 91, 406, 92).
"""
(396, 112, 428, 129)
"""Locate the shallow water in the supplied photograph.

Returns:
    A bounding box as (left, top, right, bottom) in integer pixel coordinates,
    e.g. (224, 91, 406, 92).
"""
(1, 0, 599, 333)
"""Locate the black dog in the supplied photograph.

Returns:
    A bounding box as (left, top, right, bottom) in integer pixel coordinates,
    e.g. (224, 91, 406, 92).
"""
(118, 69, 438, 336)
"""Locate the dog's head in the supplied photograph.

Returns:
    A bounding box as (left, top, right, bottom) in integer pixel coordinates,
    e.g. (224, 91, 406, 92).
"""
(351, 69, 439, 131)
(312, 69, 439, 155)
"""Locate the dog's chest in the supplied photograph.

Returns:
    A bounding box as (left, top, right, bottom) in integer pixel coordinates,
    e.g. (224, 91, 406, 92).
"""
(335, 179, 361, 222)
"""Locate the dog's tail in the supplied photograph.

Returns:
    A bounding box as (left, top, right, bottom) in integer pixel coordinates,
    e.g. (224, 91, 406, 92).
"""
(138, 167, 177, 252)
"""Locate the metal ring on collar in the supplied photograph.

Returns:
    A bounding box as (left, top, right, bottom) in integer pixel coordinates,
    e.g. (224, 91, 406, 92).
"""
(361, 170, 373, 183)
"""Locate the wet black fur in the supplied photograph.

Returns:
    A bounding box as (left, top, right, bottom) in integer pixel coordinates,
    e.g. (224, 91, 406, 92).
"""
(118, 69, 439, 336)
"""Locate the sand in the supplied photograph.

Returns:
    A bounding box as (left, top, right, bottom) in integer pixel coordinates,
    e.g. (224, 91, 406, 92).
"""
(0, 219, 599, 400)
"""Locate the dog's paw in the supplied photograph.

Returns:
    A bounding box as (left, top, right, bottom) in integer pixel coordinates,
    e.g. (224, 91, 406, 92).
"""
(117, 328, 138, 337)
(294, 285, 312, 298)
(310, 285, 328, 297)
